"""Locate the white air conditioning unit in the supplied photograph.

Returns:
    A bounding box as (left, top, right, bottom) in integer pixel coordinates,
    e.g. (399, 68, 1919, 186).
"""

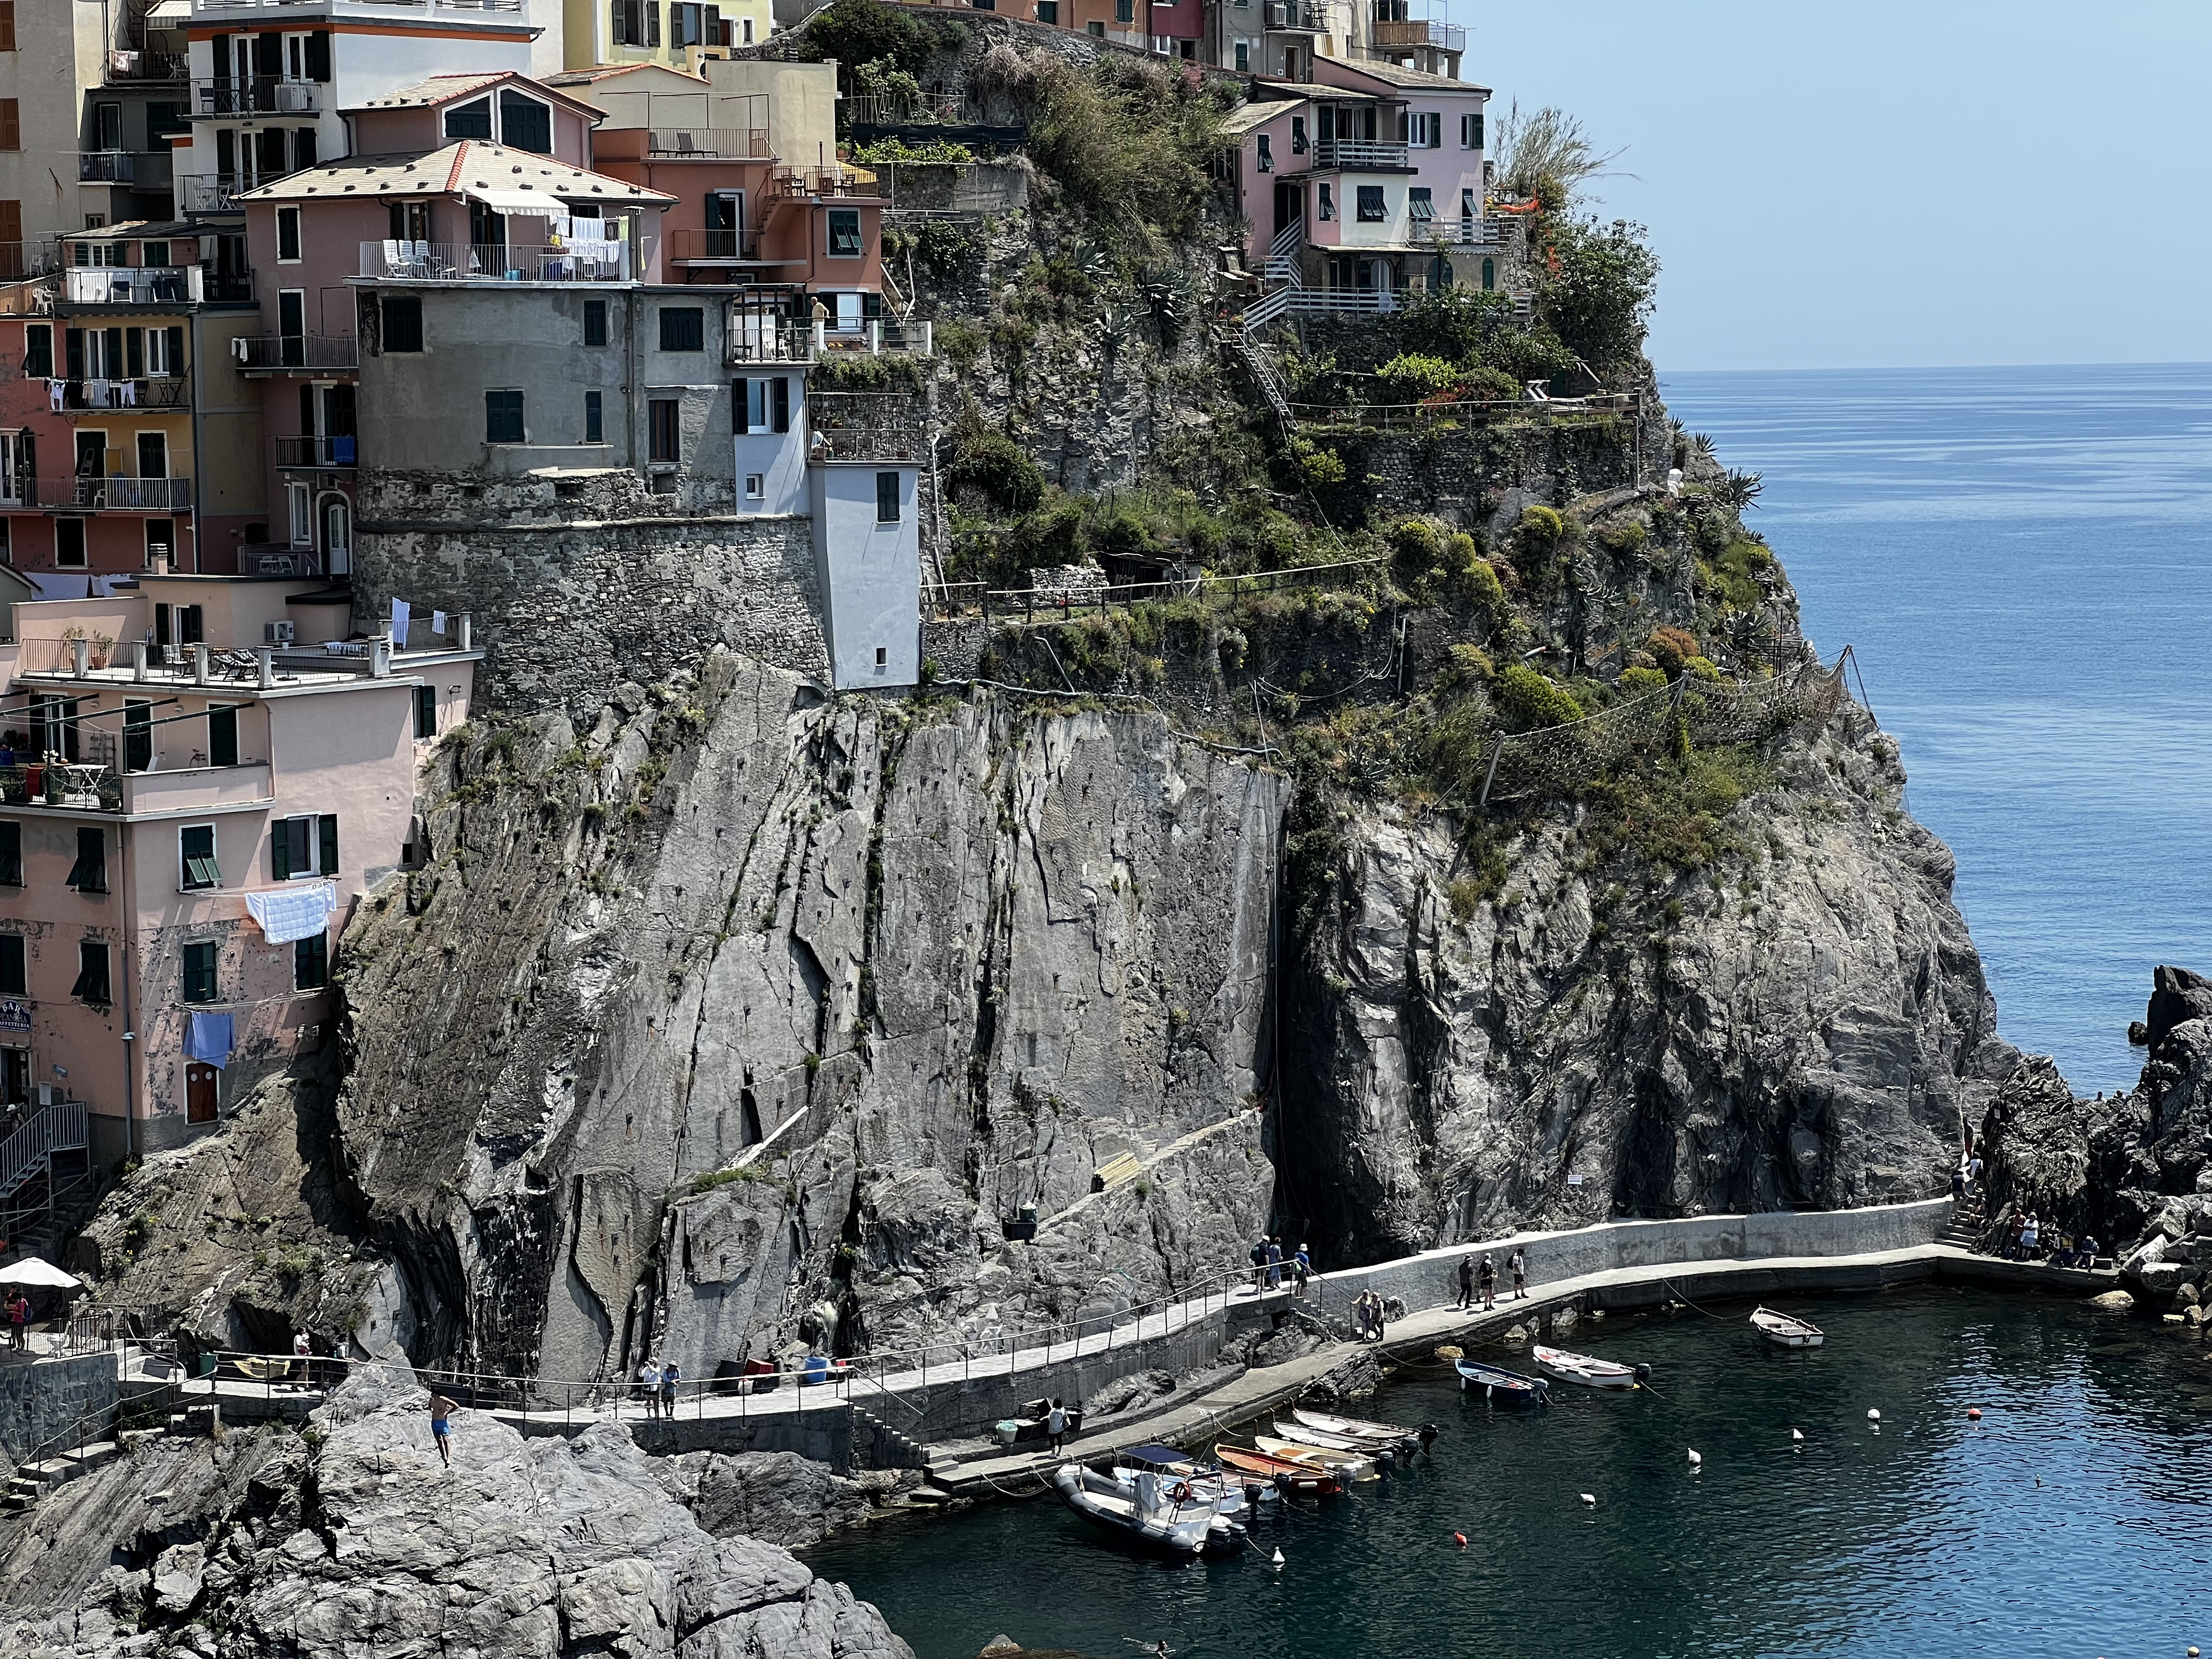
(264, 620, 295, 644)
(35, 1083, 56, 1106)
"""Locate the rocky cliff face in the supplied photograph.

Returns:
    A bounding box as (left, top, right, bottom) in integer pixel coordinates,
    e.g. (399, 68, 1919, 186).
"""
(0, 1372, 911, 1659)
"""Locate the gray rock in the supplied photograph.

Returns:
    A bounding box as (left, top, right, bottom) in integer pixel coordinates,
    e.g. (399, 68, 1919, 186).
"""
(655, 1450, 877, 1551)
(1083, 1370, 1175, 1418)
(2085, 1290, 2135, 1313)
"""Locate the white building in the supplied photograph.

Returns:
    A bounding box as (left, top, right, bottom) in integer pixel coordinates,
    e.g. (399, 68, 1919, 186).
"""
(807, 460, 919, 690)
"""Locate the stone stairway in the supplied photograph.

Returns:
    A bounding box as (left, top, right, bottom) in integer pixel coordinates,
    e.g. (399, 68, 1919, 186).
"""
(1940, 1200, 1986, 1251)
(851, 1404, 932, 1473)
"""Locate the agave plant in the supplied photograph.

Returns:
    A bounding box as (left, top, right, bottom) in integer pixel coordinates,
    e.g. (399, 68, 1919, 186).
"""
(1715, 468, 1765, 510)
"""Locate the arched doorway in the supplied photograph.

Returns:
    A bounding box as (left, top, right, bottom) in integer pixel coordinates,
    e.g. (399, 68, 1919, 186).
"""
(319, 493, 351, 576)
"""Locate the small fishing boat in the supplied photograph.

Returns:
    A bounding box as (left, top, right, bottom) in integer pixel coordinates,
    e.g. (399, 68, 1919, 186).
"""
(1533, 1344, 1646, 1391)
(1110, 1445, 1278, 1517)
(1268, 1419, 1395, 1462)
(1454, 1357, 1550, 1407)
(1052, 1464, 1221, 1557)
(1750, 1306, 1825, 1349)
(1255, 1431, 1380, 1480)
(1288, 1407, 1432, 1454)
(1215, 1444, 1343, 1496)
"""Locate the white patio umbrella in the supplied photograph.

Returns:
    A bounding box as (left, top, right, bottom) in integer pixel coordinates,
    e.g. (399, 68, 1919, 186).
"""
(0, 1257, 88, 1291)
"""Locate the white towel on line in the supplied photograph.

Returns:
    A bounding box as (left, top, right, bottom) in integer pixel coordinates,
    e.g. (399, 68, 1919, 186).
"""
(244, 880, 336, 945)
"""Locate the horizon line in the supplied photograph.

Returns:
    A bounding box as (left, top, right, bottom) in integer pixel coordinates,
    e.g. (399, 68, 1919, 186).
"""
(1657, 359, 2212, 377)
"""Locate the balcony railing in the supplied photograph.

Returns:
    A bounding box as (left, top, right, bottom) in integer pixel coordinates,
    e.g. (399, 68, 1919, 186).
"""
(275, 435, 358, 468)
(78, 152, 144, 184)
(178, 175, 239, 215)
(25, 476, 194, 510)
(106, 49, 190, 84)
(808, 392, 922, 462)
(49, 377, 192, 412)
(669, 227, 769, 264)
(727, 315, 815, 364)
(359, 241, 633, 282)
(192, 77, 320, 116)
(0, 243, 64, 281)
(818, 319, 933, 357)
(193, 0, 525, 10)
(1265, 1, 1321, 29)
(234, 333, 359, 372)
(763, 168, 879, 206)
(646, 128, 770, 159)
(1314, 138, 1411, 169)
(1370, 17, 1465, 51)
(63, 265, 202, 305)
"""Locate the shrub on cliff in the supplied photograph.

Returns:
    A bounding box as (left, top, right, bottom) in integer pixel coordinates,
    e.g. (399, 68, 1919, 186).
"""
(806, 0, 943, 88)
(1619, 665, 1668, 698)
(1389, 517, 1442, 580)
(1517, 504, 1565, 546)
(1647, 625, 1700, 678)
(1494, 664, 1583, 731)
(947, 429, 1045, 515)
(1376, 352, 1460, 403)
(1540, 216, 1660, 376)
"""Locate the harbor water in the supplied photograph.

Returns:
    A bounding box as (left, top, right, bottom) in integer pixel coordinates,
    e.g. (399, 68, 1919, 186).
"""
(806, 1288, 2212, 1657)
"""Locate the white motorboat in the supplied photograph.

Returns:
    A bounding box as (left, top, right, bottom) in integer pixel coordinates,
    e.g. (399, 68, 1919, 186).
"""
(1750, 1306, 1825, 1349)
(1108, 1444, 1278, 1519)
(1532, 1343, 1645, 1391)
(1052, 1464, 1222, 1556)
(1268, 1418, 1397, 1465)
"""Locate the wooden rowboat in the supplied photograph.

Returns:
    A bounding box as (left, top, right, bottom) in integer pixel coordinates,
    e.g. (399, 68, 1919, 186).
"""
(1454, 1357, 1548, 1407)
(1215, 1444, 1342, 1495)
(1533, 1344, 1643, 1390)
(1750, 1306, 1825, 1349)
(1255, 1431, 1379, 1479)
(1288, 1407, 1425, 1452)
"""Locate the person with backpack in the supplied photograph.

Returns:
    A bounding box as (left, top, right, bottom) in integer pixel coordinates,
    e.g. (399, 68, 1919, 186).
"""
(1250, 1237, 1269, 1294)
(1510, 1248, 1527, 1300)
(1455, 1255, 1474, 1311)
(1292, 1243, 1312, 1296)
(1047, 1397, 1068, 1454)
(1478, 1253, 1498, 1310)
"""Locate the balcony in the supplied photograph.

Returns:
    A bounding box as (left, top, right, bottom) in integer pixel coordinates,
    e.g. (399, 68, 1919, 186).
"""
(78, 152, 145, 184)
(234, 334, 359, 373)
(275, 435, 358, 469)
(359, 241, 633, 283)
(1371, 17, 1465, 51)
(669, 227, 772, 265)
(1265, 1, 1322, 29)
(177, 175, 239, 215)
(646, 128, 771, 159)
(818, 319, 933, 358)
(106, 49, 189, 84)
(762, 167, 880, 206)
(190, 77, 321, 117)
(191, 0, 525, 11)
(0, 243, 63, 282)
(1314, 138, 1411, 170)
(62, 265, 202, 305)
(53, 377, 192, 413)
(23, 476, 193, 510)
(0, 762, 273, 818)
(846, 92, 963, 126)
(808, 392, 921, 462)
(727, 316, 815, 364)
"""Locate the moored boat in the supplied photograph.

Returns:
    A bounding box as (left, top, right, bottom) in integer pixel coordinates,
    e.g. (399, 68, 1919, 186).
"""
(1254, 1431, 1379, 1480)
(1288, 1407, 1431, 1454)
(1532, 1344, 1646, 1391)
(1215, 1444, 1343, 1495)
(1454, 1357, 1550, 1407)
(1109, 1444, 1278, 1518)
(1267, 1419, 1395, 1464)
(1052, 1464, 1218, 1557)
(1750, 1306, 1825, 1349)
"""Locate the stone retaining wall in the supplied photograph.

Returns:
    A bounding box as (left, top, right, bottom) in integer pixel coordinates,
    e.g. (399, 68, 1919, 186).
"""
(0, 1352, 117, 1470)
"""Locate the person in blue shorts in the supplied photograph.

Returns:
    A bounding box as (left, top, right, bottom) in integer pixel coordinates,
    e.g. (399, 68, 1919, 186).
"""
(429, 1391, 458, 1467)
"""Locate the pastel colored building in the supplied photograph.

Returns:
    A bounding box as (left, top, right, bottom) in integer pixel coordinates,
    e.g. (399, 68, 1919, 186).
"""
(0, 572, 479, 1168)
(562, 0, 772, 66)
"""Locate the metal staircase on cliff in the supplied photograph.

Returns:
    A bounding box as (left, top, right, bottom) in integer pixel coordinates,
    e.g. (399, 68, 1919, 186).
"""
(0, 1102, 93, 1262)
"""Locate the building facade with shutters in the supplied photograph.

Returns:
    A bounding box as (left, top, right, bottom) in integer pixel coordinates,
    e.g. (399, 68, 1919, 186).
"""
(0, 571, 478, 1165)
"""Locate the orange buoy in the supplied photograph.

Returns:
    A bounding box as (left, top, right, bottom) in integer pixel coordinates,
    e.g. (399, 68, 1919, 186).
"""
(1453, 1531, 1468, 1548)
(1967, 1407, 1982, 1421)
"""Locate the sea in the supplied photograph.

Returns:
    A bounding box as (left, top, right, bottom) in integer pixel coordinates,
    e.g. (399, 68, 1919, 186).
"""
(1661, 363, 2212, 1094)
(806, 1288, 2212, 1657)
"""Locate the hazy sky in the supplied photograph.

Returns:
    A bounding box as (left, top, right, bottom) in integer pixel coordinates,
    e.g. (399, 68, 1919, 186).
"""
(1464, 2, 2212, 371)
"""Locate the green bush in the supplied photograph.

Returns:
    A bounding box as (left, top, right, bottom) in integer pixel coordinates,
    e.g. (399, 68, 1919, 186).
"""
(1682, 655, 1722, 682)
(1540, 216, 1661, 375)
(1646, 625, 1700, 678)
(1290, 439, 1347, 489)
(937, 317, 984, 371)
(1438, 643, 1495, 692)
(807, 0, 936, 87)
(1517, 504, 1565, 546)
(852, 135, 977, 165)
(946, 429, 1045, 515)
(1494, 664, 1583, 731)
(1375, 352, 1460, 403)
(1618, 665, 1668, 698)
(1596, 519, 1647, 555)
(1389, 518, 1441, 578)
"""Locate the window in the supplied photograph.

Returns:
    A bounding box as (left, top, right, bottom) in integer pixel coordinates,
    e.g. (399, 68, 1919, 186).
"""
(1408, 187, 1433, 223)
(1410, 112, 1441, 148)
(744, 473, 764, 499)
(1035, 0, 1057, 19)
(1233, 39, 1248, 68)
(875, 471, 900, 524)
(582, 298, 608, 347)
(179, 823, 221, 891)
(148, 325, 181, 377)
(659, 307, 703, 352)
(124, 700, 152, 771)
(207, 705, 238, 768)
(137, 432, 168, 480)
(294, 931, 328, 992)
(585, 389, 603, 444)
(1357, 185, 1386, 222)
(0, 935, 20, 998)
(66, 827, 105, 893)
(1115, 0, 1133, 19)
(827, 210, 862, 258)
(771, 375, 790, 434)
(143, 517, 174, 567)
(739, 377, 790, 435)
(0, 5, 13, 53)
(499, 91, 552, 154)
(1255, 134, 1272, 174)
(276, 206, 301, 262)
(288, 481, 312, 546)
(55, 520, 86, 568)
(271, 813, 337, 880)
(0, 101, 18, 153)
(1481, 255, 1495, 291)
(742, 15, 755, 42)
(649, 398, 680, 463)
(1291, 116, 1307, 155)
(444, 96, 493, 140)
(382, 295, 423, 354)
(486, 390, 524, 444)
(70, 941, 109, 1005)
(414, 684, 437, 740)
(611, 0, 641, 44)
(0, 823, 18, 886)
(181, 940, 218, 1003)
(1317, 182, 1335, 221)
(1462, 111, 1483, 149)
(22, 322, 49, 378)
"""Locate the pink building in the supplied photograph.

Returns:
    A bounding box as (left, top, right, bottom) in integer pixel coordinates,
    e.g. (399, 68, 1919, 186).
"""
(0, 572, 479, 1175)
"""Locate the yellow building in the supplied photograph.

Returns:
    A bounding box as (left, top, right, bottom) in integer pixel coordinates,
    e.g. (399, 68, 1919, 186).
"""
(561, 0, 775, 72)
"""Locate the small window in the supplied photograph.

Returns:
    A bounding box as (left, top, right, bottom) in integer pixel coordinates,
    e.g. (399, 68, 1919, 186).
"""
(414, 684, 437, 740)
(486, 389, 524, 444)
(585, 389, 603, 444)
(1317, 182, 1335, 221)
(1092, 19, 1108, 38)
(179, 823, 221, 891)
(276, 206, 301, 262)
(827, 210, 862, 258)
(1233, 39, 1247, 68)
(181, 940, 218, 1004)
(744, 473, 764, 499)
(294, 931, 328, 992)
(444, 96, 492, 140)
(1357, 185, 1386, 222)
(382, 296, 423, 353)
(1035, 0, 1057, 19)
(875, 470, 900, 524)
(0, 933, 22, 997)
(583, 298, 608, 347)
(649, 398, 681, 463)
(1291, 116, 1307, 154)
(55, 519, 86, 568)
(22, 322, 50, 378)
(874, 646, 888, 669)
(269, 812, 338, 880)
(742, 378, 766, 434)
(0, 822, 18, 886)
(70, 940, 109, 1005)
(1115, 0, 1133, 20)
(499, 90, 551, 155)
(1255, 134, 1272, 174)
(207, 704, 238, 768)
(659, 307, 705, 352)
(66, 827, 105, 894)
(1462, 111, 1484, 149)
(1408, 187, 1433, 223)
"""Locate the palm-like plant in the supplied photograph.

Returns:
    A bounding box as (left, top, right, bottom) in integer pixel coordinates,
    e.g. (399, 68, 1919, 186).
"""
(1493, 101, 1631, 213)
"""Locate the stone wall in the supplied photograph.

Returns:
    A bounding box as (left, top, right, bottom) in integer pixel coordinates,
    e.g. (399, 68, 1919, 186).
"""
(0, 1352, 117, 1470)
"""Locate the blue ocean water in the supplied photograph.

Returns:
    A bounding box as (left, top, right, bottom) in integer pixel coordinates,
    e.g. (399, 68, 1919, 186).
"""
(1661, 364, 2212, 1093)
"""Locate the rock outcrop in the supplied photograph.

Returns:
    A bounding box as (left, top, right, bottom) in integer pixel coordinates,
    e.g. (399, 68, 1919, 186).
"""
(0, 1370, 911, 1659)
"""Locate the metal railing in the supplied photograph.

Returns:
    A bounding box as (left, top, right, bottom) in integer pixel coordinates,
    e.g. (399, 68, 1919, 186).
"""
(106, 49, 189, 84)
(275, 434, 358, 467)
(0, 762, 122, 812)
(1265, 0, 1321, 28)
(26, 476, 192, 510)
(936, 556, 1386, 622)
(1242, 282, 1400, 334)
(234, 333, 358, 371)
(41, 377, 190, 412)
(176, 175, 238, 215)
(77, 152, 145, 184)
(726, 317, 815, 364)
(846, 91, 963, 125)
(763, 166, 878, 205)
(817, 318, 933, 357)
(1371, 16, 1465, 50)
(62, 265, 202, 305)
(669, 226, 768, 263)
(192, 77, 321, 116)
(0, 1104, 87, 1204)
(0, 242, 62, 281)
(359, 241, 633, 283)
(1313, 138, 1410, 169)
(646, 127, 770, 159)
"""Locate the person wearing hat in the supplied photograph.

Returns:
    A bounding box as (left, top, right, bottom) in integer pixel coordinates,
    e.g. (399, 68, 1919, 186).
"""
(1292, 1242, 1312, 1296)
(1478, 1253, 1497, 1310)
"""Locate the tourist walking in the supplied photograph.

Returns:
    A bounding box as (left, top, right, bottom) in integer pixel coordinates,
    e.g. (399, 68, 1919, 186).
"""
(1950, 1165, 1965, 1203)
(1510, 1248, 1527, 1300)
(1250, 1237, 1269, 1295)
(1265, 1238, 1284, 1290)
(1478, 1253, 1497, 1311)
(5, 1288, 27, 1350)
(1371, 1293, 1388, 1344)
(1968, 1153, 1984, 1195)
(428, 1391, 458, 1467)
(1047, 1396, 1068, 1454)
(1455, 1254, 1474, 1311)
(660, 1358, 681, 1418)
(1292, 1243, 1312, 1296)
(637, 1357, 662, 1420)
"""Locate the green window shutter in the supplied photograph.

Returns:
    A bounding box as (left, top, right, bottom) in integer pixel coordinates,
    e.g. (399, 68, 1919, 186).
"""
(165, 326, 184, 375)
(319, 815, 338, 878)
(270, 819, 290, 881)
